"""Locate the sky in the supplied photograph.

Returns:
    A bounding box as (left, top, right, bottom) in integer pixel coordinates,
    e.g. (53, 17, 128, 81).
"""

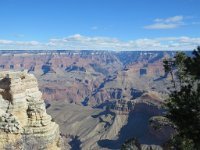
(0, 0, 200, 50)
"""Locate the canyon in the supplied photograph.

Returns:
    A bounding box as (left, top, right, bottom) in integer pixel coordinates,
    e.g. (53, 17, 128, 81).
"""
(0, 50, 175, 105)
(0, 50, 180, 149)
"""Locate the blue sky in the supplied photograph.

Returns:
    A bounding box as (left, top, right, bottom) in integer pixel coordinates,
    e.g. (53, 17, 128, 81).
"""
(0, 0, 200, 50)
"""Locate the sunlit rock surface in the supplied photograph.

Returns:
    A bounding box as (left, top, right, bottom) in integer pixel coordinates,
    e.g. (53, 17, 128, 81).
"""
(0, 71, 62, 150)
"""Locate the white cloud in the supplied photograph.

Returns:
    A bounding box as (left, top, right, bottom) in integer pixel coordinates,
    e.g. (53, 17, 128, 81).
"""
(0, 40, 13, 44)
(0, 40, 42, 50)
(144, 23, 179, 29)
(0, 34, 200, 50)
(155, 16, 184, 23)
(144, 16, 184, 29)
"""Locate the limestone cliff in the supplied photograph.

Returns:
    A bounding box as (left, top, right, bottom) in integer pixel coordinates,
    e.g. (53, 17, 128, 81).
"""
(0, 71, 61, 150)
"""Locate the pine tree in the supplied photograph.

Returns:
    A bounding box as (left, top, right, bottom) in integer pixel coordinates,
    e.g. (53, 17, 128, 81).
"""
(163, 46, 200, 149)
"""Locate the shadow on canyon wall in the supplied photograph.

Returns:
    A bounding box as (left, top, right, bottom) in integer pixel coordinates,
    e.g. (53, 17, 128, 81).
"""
(98, 105, 164, 149)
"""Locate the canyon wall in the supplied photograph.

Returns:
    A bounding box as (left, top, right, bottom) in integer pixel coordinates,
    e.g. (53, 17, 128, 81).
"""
(0, 50, 174, 105)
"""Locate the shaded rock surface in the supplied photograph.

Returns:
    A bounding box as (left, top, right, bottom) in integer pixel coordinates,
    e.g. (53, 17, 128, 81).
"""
(149, 116, 176, 142)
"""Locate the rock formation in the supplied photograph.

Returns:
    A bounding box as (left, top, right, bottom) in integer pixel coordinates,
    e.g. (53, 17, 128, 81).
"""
(149, 116, 176, 142)
(0, 71, 61, 150)
(113, 99, 135, 114)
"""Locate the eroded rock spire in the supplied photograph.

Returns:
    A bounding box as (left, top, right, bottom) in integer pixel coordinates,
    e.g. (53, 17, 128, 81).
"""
(0, 71, 61, 150)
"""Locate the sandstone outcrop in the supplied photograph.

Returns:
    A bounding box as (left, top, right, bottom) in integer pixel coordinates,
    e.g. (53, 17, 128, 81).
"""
(0, 71, 61, 150)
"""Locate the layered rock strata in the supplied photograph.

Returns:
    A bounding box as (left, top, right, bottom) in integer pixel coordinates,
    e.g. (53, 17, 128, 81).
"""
(0, 71, 61, 150)
(113, 99, 135, 115)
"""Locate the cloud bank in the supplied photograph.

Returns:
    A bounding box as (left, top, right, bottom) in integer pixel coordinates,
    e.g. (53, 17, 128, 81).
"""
(0, 34, 200, 51)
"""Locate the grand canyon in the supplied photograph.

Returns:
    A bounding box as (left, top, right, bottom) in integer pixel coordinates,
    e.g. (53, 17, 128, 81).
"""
(0, 50, 180, 149)
(1, 0, 199, 149)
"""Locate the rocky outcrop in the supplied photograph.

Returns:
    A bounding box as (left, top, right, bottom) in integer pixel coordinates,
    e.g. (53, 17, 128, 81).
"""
(0, 71, 61, 150)
(149, 116, 176, 142)
(65, 65, 86, 72)
(121, 138, 163, 150)
(110, 91, 163, 115)
(113, 99, 135, 114)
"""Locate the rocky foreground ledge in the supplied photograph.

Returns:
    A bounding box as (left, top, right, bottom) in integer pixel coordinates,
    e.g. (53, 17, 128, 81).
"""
(0, 71, 62, 150)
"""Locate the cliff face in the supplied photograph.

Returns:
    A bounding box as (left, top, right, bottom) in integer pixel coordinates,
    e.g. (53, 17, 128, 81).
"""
(0, 71, 61, 150)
